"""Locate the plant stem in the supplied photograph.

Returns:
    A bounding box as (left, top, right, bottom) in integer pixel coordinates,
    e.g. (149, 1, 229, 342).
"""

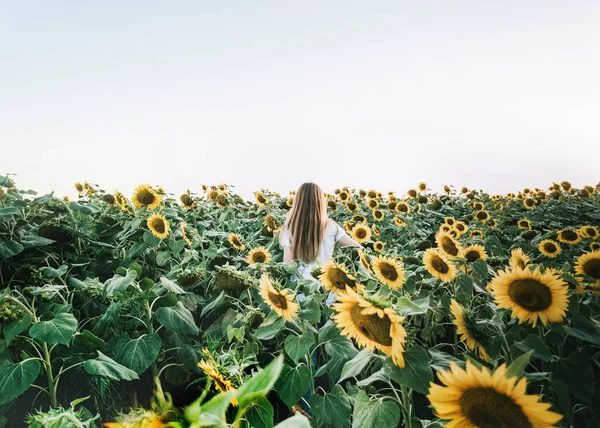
(42, 343, 58, 408)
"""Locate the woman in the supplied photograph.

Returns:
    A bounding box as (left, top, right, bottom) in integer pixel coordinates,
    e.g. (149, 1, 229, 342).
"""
(278, 182, 365, 287)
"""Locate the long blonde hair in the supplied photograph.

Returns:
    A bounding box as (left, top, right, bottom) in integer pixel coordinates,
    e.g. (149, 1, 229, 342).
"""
(279, 182, 329, 263)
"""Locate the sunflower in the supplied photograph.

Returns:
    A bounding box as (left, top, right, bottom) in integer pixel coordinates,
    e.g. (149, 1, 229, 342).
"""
(372, 209, 385, 221)
(338, 191, 349, 202)
(327, 199, 337, 212)
(372, 223, 381, 236)
(387, 200, 398, 211)
(523, 197, 536, 209)
(407, 189, 418, 198)
(517, 219, 532, 230)
(463, 244, 488, 264)
(102, 194, 116, 205)
(487, 218, 498, 228)
(105, 413, 167, 428)
(487, 267, 569, 327)
(439, 224, 451, 233)
(393, 216, 407, 228)
(247, 247, 272, 264)
(253, 191, 267, 206)
(197, 359, 238, 406)
(574, 250, 600, 285)
(591, 242, 600, 251)
(228, 233, 245, 250)
(469, 229, 484, 239)
(367, 198, 379, 209)
(373, 241, 384, 252)
(444, 217, 455, 226)
(351, 224, 372, 243)
(474, 210, 489, 221)
(132, 184, 162, 210)
(436, 231, 464, 258)
(418, 182, 427, 192)
(74, 182, 84, 194)
(352, 214, 367, 224)
(472, 201, 484, 211)
(114, 190, 129, 211)
(449, 299, 491, 362)
(539, 239, 561, 258)
(263, 215, 280, 233)
(427, 360, 563, 428)
(580, 225, 599, 239)
(346, 201, 358, 212)
(356, 248, 373, 273)
(561, 181, 572, 191)
(332, 288, 406, 367)
(83, 181, 95, 195)
(180, 192, 196, 209)
(147, 213, 169, 240)
(448, 229, 459, 238)
(319, 260, 364, 294)
(423, 249, 457, 283)
(258, 273, 298, 321)
(395, 202, 411, 214)
(180, 222, 193, 247)
(215, 193, 230, 208)
(460, 187, 469, 194)
(371, 256, 406, 289)
(557, 228, 581, 245)
(453, 221, 467, 236)
(444, 185, 452, 194)
(344, 220, 356, 234)
(509, 248, 530, 270)
(207, 189, 219, 201)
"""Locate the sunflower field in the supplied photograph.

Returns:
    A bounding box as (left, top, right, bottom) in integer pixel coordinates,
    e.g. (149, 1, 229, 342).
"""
(1, 175, 599, 428)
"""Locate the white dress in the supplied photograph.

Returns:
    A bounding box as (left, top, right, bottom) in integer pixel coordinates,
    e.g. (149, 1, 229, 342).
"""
(279, 219, 350, 282)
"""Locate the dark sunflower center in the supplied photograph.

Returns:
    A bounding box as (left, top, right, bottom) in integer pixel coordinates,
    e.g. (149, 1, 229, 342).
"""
(356, 229, 367, 239)
(379, 262, 398, 281)
(519, 221, 528, 227)
(137, 189, 156, 205)
(543, 243, 557, 253)
(267, 290, 288, 309)
(232, 237, 241, 246)
(586, 228, 598, 237)
(375, 211, 382, 218)
(456, 224, 465, 232)
(431, 256, 449, 273)
(211, 374, 230, 392)
(459, 387, 532, 428)
(442, 238, 459, 256)
(328, 268, 355, 289)
(465, 250, 481, 263)
(561, 230, 578, 241)
(252, 252, 266, 263)
(258, 195, 266, 203)
(349, 304, 392, 346)
(508, 279, 552, 311)
(399, 204, 408, 212)
(515, 258, 526, 269)
(476, 212, 488, 220)
(150, 219, 165, 233)
(583, 259, 600, 279)
(525, 199, 534, 206)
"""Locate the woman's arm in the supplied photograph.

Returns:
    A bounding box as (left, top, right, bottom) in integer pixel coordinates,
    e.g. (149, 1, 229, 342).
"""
(283, 246, 294, 264)
(337, 234, 365, 250)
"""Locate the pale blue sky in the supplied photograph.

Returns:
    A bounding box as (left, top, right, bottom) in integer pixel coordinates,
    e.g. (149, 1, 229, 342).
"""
(2, 1, 599, 200)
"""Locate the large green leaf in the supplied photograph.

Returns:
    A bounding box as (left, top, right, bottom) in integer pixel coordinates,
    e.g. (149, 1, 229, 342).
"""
(506, 350, 532, 379)
(244, 396, 274, 428)
(155, 301, 199, 335)
(384, 345, 432, 395)
(514, 335, 553, 361)
(275, 364, 312, 408)
(105, 269, 138, 296)
(3, 315, 32, 345)
(0, 240, 24, 260)
(235, 354, 284, 412)
(29, 313, 78, 345)
(0, 207, 21, 217)
(310, 384, 351, 428)
(113, 333, 162, 374)
(352, 389, 401, 428)
(273, 414, 311, 428)
(83, 351, 139, 381)
(185, 390, 234, 427)
(338, 349, 374, 383)
(284, 331, 315, 364)
(160, 276, 186, 295)
(395, 296, 430, 316)
(555, 351, 594, 403)
(0, 359, 41, 405)
(253, 312, 285, 340)
(564, 315, 600, 345)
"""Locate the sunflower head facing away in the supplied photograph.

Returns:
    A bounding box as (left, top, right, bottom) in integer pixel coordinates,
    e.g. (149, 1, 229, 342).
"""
(319, 260, 364, 294)
(509, 248, 530, 270)
(423, 249, 457, 283)
(371, 255, 406, 289)
(449, 299, 491, 362)
(427, 360, 562, 428)
(228, 233, 245, 250)
(574, 250, 600, 286)
(197, 356, 239, 406)
(247, 247, 272, 264)
(487, 267, 569, 327)
(557, 228, 582, 245)
(132, 184, 162, 210)
(147, 213, 170, 240)
(258, 273, 298, 321)
(351, 224, 372, 244)
(435, 231, 464, 258)
(539, 239, 561, 258)
(332, 288, 406, 367)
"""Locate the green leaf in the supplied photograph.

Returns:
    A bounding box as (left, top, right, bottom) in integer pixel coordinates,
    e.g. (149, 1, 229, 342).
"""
(0, 240, 24, 260)
(564, 315, 600, 345)
(299, 298, 321, 323)
(471, 259, 489, 280)
(310, 384, 351, 428)
(273, 414, 311, 428)
(3, 315, 32, 345)
(284, 331, 315, 364)
(160, 276, 186, 295)
(236, 354, 284, 412)
(113, 333, 162, 374)
(143, 230, 160, 247)
(105, 269, 138, 296)
(0, 207, 20, 217)
(275, 364, 312, 408)
(20, 234, 55, 247)
(156, 250, 172, 266)
(40, 265, 68, 278)
(325, 336, 358, 360)
(29, 312, 77, 345)
(185, 390, 234, 427)
(514, 335, 553, 361)
(155, 301, 199, 335)
(83, 351, 139, 381)
(506, 350, 532, 379)
(384, 345, 433, 395)
(80, 329, 107, 352)
(352, 389, 401, 428)
(356, 368, 388, 387)
(395, 296, 429, 316)
(201, 291, 225, 317)
(244, 396, 274, 428)
(338, 349, 374, 383)
(555, 351, 594, 403)
(0, 359, 41, 406)
(169, 240, 186, 254)
(428, 349, 463, 372)
(253, 313, 285, 340)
